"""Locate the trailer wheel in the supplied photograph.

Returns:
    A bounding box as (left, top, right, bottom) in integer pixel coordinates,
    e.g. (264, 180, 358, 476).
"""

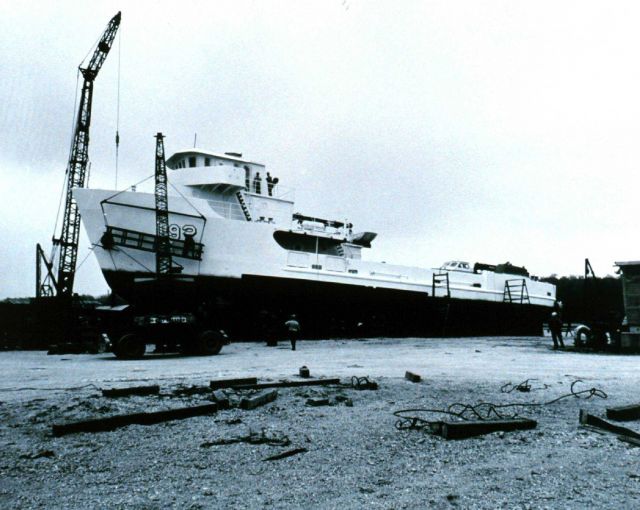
(196, 330, 225, 356)
(114, 333, 146, 359)
(574, 327, 591, 348)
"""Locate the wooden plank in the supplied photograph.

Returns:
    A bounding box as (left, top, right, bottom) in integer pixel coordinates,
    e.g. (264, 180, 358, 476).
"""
(101, 385, 160, 398)
(52, 403, 218, 437)
(579, 410, 640, 439)
(618, 435, 640, 447)
(262, 447, 308, 461)
(405, 371, 422, 383)
(439, 418, 537, 440)
(232, 378, 341, 390)
(606, 404, 640, 422)
(209, 377, 258, 390)
(239, 389, 278, 410)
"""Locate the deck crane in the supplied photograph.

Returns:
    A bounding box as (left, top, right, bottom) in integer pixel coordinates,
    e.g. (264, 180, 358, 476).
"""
(36, 12, 121, 299)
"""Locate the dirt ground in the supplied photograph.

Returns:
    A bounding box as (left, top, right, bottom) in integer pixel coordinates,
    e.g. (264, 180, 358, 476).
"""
(1, 336, 640, 509)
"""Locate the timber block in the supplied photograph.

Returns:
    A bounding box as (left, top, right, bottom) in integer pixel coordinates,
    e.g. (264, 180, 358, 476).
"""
(439, 418, 537, 440)
(239, 389, 278, 410)
(405, 371, 422, 383)
(102, 385, 160, 398)
(306, 398, 330, 407)
(606, 404, 640, 422)
(212, 390, 230, 409)
(210, 377, 258, 390)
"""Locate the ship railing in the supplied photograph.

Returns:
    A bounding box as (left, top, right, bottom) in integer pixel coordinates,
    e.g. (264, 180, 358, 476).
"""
(103, 226, 203, 260)
(245, 184, 295, 201)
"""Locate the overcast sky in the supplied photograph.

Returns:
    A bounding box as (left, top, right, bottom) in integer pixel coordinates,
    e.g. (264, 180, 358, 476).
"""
(1, 0, 639, 298)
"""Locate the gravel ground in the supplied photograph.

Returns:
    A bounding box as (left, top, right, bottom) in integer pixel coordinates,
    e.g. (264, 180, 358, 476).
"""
(1, 336, 640, 509)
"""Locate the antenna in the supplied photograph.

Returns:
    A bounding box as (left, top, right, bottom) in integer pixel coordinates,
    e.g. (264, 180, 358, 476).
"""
(193, 133, 197, 148)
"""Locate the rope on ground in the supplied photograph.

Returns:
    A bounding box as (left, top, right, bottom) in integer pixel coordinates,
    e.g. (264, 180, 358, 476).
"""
(394, 380, 607, 432)
(500, 379, 550, 393)
(350, 376, 378, 390)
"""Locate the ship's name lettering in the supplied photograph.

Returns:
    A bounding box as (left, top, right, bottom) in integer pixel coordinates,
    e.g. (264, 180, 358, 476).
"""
(169, 224, 197, 239)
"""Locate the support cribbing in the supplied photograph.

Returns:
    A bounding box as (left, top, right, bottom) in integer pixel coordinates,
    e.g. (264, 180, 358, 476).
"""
(154, 133, 172, 275)
(55, 12, 121, 298)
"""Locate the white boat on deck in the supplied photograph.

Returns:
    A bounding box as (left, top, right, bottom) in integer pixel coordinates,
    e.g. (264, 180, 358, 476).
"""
(74, 148, 555, 338)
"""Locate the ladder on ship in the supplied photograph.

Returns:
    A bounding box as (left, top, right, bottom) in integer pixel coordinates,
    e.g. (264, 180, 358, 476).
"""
(432, 272, 451, 298)
(236, 192, 252, 221)
(503, 279, 530, 304)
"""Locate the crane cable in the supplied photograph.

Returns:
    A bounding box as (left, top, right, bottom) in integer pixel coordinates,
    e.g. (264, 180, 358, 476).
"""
(115, 27, 121, 189)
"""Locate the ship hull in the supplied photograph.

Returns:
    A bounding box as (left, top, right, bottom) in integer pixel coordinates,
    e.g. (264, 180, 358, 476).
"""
(103, 270, 548, 339)
(74, 185, 554, 340)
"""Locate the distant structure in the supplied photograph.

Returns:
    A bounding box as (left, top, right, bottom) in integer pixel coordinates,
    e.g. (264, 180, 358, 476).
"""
(615, 261, 640, 349)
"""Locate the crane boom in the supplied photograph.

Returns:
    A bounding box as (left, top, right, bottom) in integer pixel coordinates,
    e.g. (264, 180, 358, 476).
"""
(55, 11, 121, 297)
(154, 133, 173, 275)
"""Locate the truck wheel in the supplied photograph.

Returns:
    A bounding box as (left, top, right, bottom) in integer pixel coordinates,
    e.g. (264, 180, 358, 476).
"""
(114, 333, 146, 359)
(574, 327, 590, 348)
(196, 330, 225, 356)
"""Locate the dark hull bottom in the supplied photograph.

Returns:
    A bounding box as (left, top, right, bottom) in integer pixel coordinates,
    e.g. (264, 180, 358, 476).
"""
(104, 271, 548, 340)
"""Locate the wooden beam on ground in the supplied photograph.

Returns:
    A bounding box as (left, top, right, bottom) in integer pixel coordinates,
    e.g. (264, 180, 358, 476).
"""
(209, 377, 258, 390)
(439, 418, 537, 440)
(239, 389, 278, 410)
(606, 404, 640, 422)
(619, 435, 640, 447)
(579, 410, 640, 440)
(405, 371, 422, 383)
(52, 403, 218, 437)
(262, 447, 308, 461)
(101, 385, 160, 398)
(306, 398, 330, 407)
(231, 378, 341, 391)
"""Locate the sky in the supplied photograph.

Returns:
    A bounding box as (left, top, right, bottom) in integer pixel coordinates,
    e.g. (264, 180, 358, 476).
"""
(1, 0, 639, 299)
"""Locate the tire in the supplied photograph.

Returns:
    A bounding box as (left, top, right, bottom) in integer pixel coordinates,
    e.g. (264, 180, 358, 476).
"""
(114, 333, 146, 359)
(195, 329, 225, 356)
(574, 327, 591, 348)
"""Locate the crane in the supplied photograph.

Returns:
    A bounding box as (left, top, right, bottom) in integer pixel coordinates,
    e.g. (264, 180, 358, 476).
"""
(154, 132, 173, 275)
(37, 12, 121, 299)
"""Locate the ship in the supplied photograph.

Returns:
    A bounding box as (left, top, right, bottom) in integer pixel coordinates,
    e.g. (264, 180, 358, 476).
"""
(74, 148, 556, 339)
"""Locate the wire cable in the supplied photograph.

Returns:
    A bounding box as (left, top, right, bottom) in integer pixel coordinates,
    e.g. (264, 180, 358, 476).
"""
(115, 26, 121, 189)
(393, 380, 607, 432)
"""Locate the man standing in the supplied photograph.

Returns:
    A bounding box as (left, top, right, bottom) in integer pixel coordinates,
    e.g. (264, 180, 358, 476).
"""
(253, 172, 262, 194)
(549, 311, 564, 350)
(284, 314, 301, 351)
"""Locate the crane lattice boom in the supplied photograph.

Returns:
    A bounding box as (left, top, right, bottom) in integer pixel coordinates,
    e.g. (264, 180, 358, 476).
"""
(55, 11, 121, 297)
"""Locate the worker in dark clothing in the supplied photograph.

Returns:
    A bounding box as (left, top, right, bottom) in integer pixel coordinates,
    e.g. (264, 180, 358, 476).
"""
(549, 311, 564, 350)
(284, 314, 301, 351)
(266, 172, 273, 196)
(182, 233, 195, 258)
(253, 172, 262, 194)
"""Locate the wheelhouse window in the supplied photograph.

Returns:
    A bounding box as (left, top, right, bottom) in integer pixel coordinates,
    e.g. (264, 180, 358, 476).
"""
(205, 157, 211, 167)
(189, 157, 197, 168)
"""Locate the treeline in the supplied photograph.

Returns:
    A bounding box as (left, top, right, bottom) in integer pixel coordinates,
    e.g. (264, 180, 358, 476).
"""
(540, 275, 624, 324)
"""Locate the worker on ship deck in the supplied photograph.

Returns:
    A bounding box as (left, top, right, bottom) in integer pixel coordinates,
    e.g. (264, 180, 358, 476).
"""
(266, 172, 279, 196)
(253, 172, 262, 194)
